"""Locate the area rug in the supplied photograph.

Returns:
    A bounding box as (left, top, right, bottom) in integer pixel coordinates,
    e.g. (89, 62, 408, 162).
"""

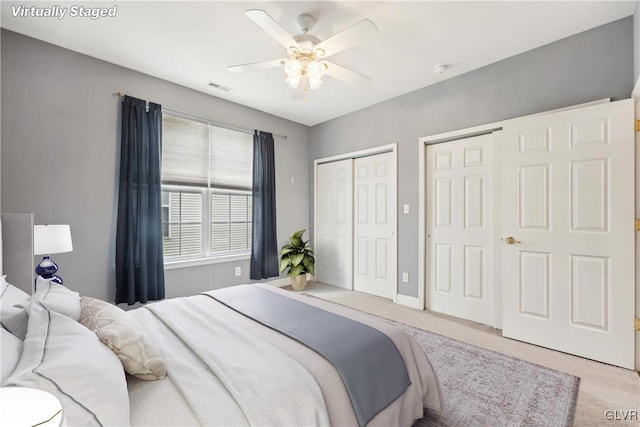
(389, 317, 581, 427)
(384, 319, 580, 427)
(303, 293, 580, 427)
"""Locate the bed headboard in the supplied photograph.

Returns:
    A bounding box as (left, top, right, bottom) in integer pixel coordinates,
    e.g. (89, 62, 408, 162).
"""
(1, 213, 35, 294)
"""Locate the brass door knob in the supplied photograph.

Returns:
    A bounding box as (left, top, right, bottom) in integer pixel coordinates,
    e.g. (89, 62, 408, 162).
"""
(505, 236, 521, 245)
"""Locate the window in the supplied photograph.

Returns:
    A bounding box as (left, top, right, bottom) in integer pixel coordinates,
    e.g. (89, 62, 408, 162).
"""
(161, 191, 171, 238)
(161, 113, 253, 261)
(211, 192, 252, 254)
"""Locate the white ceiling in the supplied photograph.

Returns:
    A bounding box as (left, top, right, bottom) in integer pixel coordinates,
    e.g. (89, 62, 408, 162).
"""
(1, 1, 636, 126)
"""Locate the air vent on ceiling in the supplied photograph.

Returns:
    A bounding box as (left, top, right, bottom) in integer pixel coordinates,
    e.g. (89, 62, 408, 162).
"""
(208, 81, 231, 92)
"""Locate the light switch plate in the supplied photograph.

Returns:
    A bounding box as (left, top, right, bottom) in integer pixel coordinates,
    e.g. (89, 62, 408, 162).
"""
(402, 272, 409, 283)
(403, 204, 409, 214)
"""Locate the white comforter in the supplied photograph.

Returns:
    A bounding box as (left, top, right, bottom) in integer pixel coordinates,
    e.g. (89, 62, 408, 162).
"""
(127, 284, 443, 426)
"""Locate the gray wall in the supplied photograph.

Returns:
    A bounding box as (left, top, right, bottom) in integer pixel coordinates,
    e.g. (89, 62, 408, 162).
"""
(309, 17, 634, 298)
(1, 17, 635, 302)
(1, 29, 310, 302)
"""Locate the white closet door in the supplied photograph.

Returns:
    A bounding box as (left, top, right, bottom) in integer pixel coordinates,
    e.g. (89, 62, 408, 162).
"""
(501, 99, 635, 369)
(353, 152, 397, 299)
(426, 134, 495, 326)
(316, 159, 353, 289)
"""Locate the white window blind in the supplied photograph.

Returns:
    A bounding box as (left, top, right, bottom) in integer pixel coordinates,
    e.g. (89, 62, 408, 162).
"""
(162, 190, 203, 258)
(211, 192, 252, 254)
(161, 113, 253, 260)
(209, 126, 253, 190)
(162, 114, 253, 190)
(162, 115, 208, 187)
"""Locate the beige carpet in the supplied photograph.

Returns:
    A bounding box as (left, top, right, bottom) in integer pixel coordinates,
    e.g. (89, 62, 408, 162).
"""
(288, 282, 640, 427)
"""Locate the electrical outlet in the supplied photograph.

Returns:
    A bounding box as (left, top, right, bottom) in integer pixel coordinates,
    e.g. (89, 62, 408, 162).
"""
(402, 272, 409, 283)
(234, 267, 241, 277)
(403, 204, 409, 214)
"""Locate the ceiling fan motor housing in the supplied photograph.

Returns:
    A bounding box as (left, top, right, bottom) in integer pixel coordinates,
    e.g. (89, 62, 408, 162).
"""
(296, 14, 316, 33)
(293, 34, 321, 53)
(294, 14, 321, 54)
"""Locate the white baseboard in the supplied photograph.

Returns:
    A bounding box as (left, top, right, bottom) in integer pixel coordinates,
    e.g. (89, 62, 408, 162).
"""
(266, 274, 317, 288)
(265, 277, 290, 287)
(395, 294, 423, 310)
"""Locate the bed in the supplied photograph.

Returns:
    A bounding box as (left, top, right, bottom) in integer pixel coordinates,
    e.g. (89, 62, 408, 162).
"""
(0, 215, 443, 426)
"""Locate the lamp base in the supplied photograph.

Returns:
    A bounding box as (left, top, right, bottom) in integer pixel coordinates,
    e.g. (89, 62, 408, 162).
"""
(35, 256, 63, 285)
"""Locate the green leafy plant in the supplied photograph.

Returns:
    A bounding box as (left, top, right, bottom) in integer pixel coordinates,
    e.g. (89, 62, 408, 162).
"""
(279, 229, 315, 277)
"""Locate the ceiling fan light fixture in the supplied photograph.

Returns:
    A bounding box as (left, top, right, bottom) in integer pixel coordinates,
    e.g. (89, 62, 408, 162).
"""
(286, 71, 302, 89)
(307, 60, 327, 90)
(284, 59, 302, 77)
(308, 75, 323, 90)
(313, 47, 326, 58)
(308, 61, 326, 78)
(308, 74, 323, 90)
(287, 46, 300, 59)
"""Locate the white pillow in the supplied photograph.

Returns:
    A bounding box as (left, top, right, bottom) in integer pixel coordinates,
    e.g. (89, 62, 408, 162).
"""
(32, 276, 81, 321)
(0, 275, 30, 339)
(80, 296, 166, 380)
(5, 302, 130, 426)
(0, 327, 23, 383)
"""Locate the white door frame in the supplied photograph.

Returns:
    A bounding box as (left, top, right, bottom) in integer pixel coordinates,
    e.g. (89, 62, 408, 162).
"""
(630, 82, 640, 371)
(314, 143, 399, 302)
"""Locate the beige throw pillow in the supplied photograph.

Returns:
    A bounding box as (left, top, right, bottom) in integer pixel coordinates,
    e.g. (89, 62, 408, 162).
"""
(80, 296, 166, 380)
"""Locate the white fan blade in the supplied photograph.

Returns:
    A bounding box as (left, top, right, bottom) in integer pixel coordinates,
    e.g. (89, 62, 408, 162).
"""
(314, 19, 377, 58)
(323, 62, 372, 86)
(246, 9, 299, 51)
(227, 59, 284, 73)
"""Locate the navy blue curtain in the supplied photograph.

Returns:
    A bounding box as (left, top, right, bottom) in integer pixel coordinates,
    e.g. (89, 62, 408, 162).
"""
(115, 95, 165, 304)
(250, 130, 279, 279)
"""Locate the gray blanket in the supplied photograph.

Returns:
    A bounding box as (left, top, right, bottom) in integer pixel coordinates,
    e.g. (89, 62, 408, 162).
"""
(208, 285, 411, 427)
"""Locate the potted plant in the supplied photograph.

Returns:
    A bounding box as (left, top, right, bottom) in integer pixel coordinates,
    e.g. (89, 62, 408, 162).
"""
(279, 229, 315, 291)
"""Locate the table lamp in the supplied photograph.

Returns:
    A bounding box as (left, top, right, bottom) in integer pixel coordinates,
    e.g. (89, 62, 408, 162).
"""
(34, 224, 73, 285)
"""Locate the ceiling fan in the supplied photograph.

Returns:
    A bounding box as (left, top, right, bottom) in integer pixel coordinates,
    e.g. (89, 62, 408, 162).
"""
(228, 10, 378, 95)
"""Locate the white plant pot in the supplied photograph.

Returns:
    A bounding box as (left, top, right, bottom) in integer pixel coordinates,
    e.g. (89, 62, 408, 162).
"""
(291, 274, 307, 291)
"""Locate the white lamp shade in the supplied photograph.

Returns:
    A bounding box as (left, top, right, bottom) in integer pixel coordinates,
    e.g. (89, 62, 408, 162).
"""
(283, 59, 302, 77)
(34, 225, 73, 255)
